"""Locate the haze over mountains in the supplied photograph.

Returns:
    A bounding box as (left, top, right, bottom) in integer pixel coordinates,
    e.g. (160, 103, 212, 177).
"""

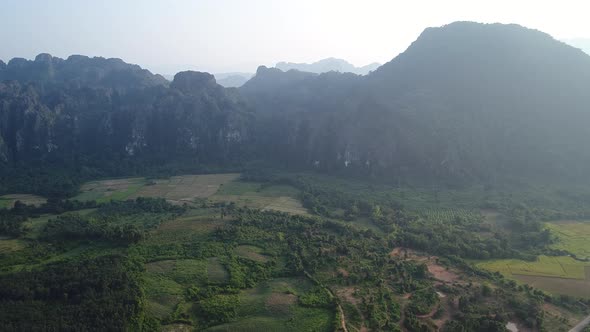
(1, 21, 589, 194)
(275, 58, 381, 75)
(209, 58, 381, 87)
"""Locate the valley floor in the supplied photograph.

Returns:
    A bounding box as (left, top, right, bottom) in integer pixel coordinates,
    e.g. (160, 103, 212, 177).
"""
(1, 171, 590, 331)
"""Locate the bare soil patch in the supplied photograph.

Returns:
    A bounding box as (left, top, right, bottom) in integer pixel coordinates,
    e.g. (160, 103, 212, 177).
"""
(337, 268, 350, 278)
(427, 262, 461, 283)
(390, 247, 404, 257)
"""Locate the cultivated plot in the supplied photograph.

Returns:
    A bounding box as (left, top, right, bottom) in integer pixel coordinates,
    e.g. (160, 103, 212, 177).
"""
(546, 221, 590, 260)
(74, 174, 239, 204)
(211, 182, 309, 215)
(0, 194, 46, 208)
(477, 255, 587, 279)
(130, 174, 239, 204)
(74, 177, 146, 202)
(477, 256, 590, 297)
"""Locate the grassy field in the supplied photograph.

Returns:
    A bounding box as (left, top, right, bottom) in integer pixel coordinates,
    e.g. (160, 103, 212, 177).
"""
(236, 245, 270, 263)
(130, 174, 240, 204)
(74, 177, 147, 202)
(212, 181, 308, 215)
(22, 209, 97, 240)
(73, 174, 310, 215)
(206, 278, 333, 332)
(512, 273, 590, 298)
(207, 257, 229, 284)
(74, 174, 239, 204)
(0, 194, 46, 208)
(546, 221, 590, 260)
(144, 258, 210, 319)
(0, 238, 26, 254)
(477, 255, 590, 297)
(477, 255, 588, 279)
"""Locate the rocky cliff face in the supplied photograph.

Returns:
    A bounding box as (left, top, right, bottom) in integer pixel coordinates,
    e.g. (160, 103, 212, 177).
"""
(241, 22, 590, 181)
(3, 22, 590, 184)
(0, 56, 251, 170)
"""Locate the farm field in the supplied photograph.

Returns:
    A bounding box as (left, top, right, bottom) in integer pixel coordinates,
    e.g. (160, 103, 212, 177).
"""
(476, 220, 590, 297)
(0, 238, 25, 254)
(545, 221, 590, 260)
(420, 209, 483, 223)
(477, 256, 590, 297)
(235, 245, 270, 263)
(477, 255, 588, 279)
(72, 174, 310, 215)
(130, 174, 240, 204)
(2, 171, 590, 331)
(138, 204, 331, 331)
(0, 194, 46, 208)
(74, 177, 147, 202)
(73, 174, 239, 204)
(205, 278, 333, 332)
(211, 181, 309, 215)
(513, 273, 590, 298)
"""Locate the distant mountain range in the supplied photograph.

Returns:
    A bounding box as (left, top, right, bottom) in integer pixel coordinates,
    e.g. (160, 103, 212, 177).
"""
(241, 22, 590, 181)
(156, 58, 380, 88)
(210, 58, 380, 88)
(2, 21, 590, 195)
(275, 58, 381, 75)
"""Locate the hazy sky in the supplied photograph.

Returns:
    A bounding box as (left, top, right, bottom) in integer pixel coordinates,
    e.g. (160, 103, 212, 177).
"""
(1, 0, 589, 74)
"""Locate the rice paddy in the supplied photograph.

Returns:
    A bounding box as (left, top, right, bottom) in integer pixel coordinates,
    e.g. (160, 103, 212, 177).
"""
(545, 221, 590, 260)
(477, 255, 588, 279)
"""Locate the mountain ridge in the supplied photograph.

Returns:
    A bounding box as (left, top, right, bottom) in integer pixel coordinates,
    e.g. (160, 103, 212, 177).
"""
(276, 57, 381, 75)
(2, 21, 590, 196)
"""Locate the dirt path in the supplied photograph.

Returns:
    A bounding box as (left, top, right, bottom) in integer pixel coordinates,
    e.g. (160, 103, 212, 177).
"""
(336, 303, 349, 332)
(303, 270, 348, 332)
(336, 287, 369, 331)
(569, 314, 590, 332)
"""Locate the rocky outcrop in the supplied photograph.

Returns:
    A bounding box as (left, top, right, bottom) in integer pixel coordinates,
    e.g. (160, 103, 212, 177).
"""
(0, 53, 168, 90)
(171, 71, 217, 94)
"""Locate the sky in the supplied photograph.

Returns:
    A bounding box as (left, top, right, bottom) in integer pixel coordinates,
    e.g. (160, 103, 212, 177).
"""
(1, 0, 589, 75)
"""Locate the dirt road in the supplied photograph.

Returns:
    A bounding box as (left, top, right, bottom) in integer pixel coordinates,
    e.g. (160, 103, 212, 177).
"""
(570, 314, 590, 332)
